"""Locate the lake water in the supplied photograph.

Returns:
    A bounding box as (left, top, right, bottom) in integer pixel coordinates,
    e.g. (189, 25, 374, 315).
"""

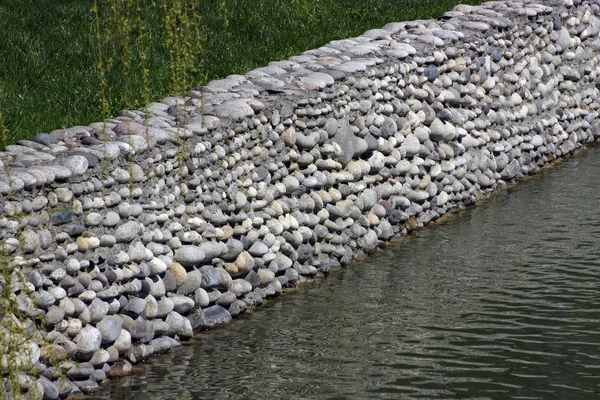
(92, 146, 600, 400)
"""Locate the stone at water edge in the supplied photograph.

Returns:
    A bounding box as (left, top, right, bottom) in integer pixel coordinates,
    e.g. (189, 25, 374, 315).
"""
(188, 304, 232, 330)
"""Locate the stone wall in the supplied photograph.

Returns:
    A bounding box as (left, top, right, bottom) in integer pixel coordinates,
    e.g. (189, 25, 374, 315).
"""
(1, 0, 599, 396)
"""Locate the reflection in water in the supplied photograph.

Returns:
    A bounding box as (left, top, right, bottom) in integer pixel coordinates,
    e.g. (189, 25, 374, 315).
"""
(92, 148, 600, 399)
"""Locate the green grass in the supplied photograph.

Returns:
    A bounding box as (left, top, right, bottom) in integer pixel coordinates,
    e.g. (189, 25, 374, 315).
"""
(0, 0, 486, 146)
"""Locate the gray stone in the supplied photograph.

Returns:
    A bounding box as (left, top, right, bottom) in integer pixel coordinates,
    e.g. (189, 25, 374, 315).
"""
(380, 117, 397, 137)
(214, 99, 255, 122)
(112, 168, 131, 183)
(74, 379, 99, 394)
(96, 316, 122, 344)
(45, 306, 65, 326)
(174, 245, 206, 267)
(170, 295, 195, 314)
(165, 311, 186, 336)
(34, 290, 56, 309)
(296, 131, 321, 149)
(50, 210, 74, 225)
(150, 337, 181, 354)
(248, 241, 269, 256)
(230, 279, 253, 297)
(113, 220, 140, 243)
(191, 305, 232, 330)
(89, 298, 109, 323)
(297, 72, 335, 89)
(423, 67, 438, 82)
(75, 325, 102, 360)
(90, 349, 110, 367)
(132, 316, 155, 343)
(228, 251, 255, 277)
(555, 27, 571, 52)
(38, 377, 59, 400)
(156, 296, 174, 318)
(222, 239, 244, 260)
(330, 117, 368, 165)
(67, 362, 94, 379)
(103, 211, 121, 227)
(33, 133, 58, 146)
(401, 134, 421, 158)
(62, 155, 89, 175)
(176, 268, 203, 295)
(20, 230, 40, 253)
(113, 329, 132, 354)
(38, 229, 53, 249)
(501, 159, 521, 180)
(245, 270, 262, 289)
(107, 359, 133, 378)
(149, 257, 168, 276)
(531, 135, 544, 147)
(129, 241, 153, 262)
(357, 230, 379, 254)
(199, 241, 228, 261)
(258, 269, 275, 285)
(123, 297, 147, 318)
(430, 118, 449, 142)
(85, 212, 103, 227)
(127, 343, 155, 364)
(194, 287, 210, 307)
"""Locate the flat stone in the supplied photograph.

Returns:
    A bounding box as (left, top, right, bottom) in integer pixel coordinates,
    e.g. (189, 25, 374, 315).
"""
(174, 245, 206, 267)
(170, 295, 195, 314)
(214, 99, 255, 122)
(190, 305, 232, 330)
(297, 72, 335, 89)
(33, 133, 58, 146)
(68, 362, 94, 380)
(150, 337, 181, 354)
(199, 241, 228, 261)
(248, 242, 269, 257)
(62, 155, 89, 175)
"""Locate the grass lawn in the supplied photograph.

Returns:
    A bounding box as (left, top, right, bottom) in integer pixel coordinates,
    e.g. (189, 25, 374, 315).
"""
(0, 0, 486, 146)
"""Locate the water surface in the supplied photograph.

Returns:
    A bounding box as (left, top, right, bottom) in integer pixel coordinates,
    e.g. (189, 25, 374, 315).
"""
(94, 147, 600, 400)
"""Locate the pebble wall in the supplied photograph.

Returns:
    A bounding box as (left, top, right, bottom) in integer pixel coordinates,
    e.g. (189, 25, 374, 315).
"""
(1, 0, 599, 397)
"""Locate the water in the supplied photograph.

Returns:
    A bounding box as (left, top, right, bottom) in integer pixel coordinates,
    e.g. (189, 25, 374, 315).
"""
(93, 147, 600, 400)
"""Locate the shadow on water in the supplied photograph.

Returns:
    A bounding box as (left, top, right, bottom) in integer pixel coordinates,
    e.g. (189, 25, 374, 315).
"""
(91, 145, 600, 400)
